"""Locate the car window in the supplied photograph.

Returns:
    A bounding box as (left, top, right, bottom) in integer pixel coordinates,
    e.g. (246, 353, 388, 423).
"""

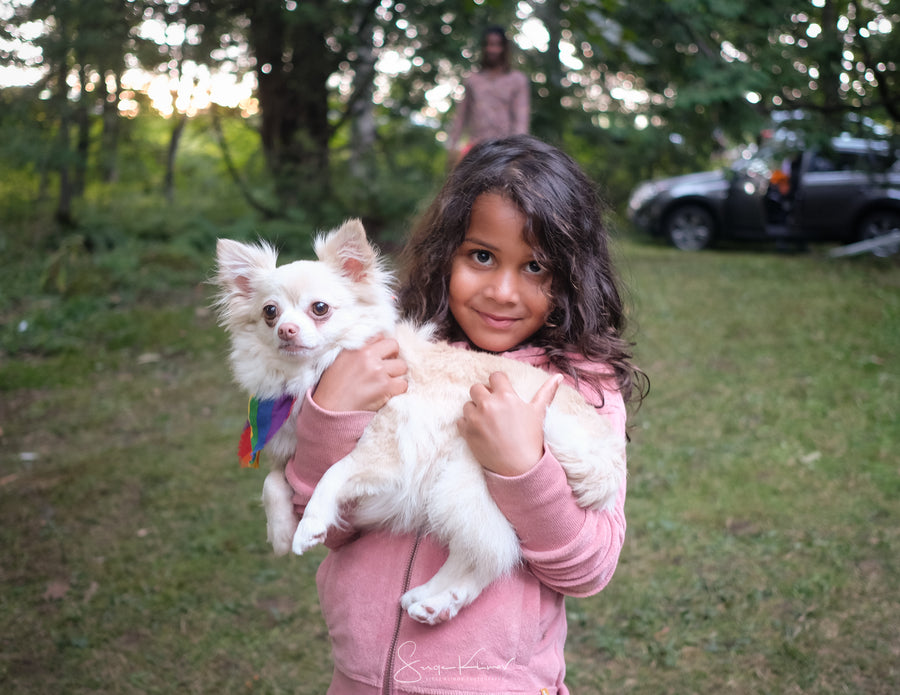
(870, 152, 897, 173)
(807, 152, 838, 172)
(809, 148, 895, 174)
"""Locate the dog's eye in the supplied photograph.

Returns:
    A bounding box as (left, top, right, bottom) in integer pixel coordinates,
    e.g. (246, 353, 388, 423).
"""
(263, 304, 278, 321)
(310, 301, 330, 317)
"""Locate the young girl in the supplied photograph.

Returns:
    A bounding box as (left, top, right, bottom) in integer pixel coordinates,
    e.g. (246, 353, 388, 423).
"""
(285, 135, 645, 694)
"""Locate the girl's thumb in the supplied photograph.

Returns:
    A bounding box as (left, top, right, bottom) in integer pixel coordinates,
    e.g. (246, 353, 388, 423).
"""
(531, 373, 563, 411)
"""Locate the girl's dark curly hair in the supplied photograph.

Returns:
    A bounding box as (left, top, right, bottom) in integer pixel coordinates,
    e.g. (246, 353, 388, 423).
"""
(398, 134, 647, 407)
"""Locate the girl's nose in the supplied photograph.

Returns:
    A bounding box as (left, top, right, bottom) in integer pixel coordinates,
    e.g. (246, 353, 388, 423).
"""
(486, 270, 519, 303)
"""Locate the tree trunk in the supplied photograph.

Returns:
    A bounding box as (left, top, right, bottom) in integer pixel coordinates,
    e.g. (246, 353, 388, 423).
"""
(350, 20, 376, 179)
(55, 55, 74, 227)
(99, 68, 121, 183)
(164, 113, 188, 203)
(242, 0, 337, 214)
(74, 63, 90, 197)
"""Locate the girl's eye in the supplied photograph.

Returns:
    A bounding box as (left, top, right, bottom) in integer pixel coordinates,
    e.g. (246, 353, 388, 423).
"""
(526, 260, 544, 274)
(263, 304, 278, 321)
(472, 250, 493, 265)
(310, 301, 330, 317)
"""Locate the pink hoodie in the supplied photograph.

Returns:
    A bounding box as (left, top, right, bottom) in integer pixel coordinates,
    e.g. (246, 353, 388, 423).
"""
(285, 346, 627, 694)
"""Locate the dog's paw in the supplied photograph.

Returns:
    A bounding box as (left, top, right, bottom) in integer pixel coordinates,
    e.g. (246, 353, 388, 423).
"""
(268, 526, 295, 557)
(292, 518, 328, 555)
(401, 586, 469, 626)
(268, 517, 299, 557)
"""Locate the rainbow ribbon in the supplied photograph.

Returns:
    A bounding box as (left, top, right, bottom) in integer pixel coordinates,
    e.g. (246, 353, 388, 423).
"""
(238, 395, 297, 468)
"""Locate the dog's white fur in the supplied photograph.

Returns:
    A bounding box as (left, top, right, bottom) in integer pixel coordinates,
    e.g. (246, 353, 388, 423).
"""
(214, 219, 625, 625)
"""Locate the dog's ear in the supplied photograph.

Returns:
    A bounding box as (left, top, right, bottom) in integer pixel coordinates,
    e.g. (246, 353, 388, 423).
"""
(215, 239, 278, 295)
(315, 219, 378, 283)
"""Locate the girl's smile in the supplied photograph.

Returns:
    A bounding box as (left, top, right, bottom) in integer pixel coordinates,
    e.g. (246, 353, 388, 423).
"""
(449, 193, 552, 353)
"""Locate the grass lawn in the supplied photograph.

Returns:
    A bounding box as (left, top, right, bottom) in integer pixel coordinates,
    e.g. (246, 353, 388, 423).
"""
(1, 236, 898, 693)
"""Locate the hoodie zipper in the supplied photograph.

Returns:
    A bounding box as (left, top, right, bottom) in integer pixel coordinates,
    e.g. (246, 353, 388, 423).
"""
(382, 533, 421, 694)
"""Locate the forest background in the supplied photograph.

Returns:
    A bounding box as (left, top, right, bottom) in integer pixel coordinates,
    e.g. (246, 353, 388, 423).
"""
(1, 1, 898, 693)
(2, 0, 898, 246)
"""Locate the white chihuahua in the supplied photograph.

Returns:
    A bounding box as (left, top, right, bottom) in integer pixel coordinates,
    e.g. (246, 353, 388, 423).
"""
(213, 219, 625, 625)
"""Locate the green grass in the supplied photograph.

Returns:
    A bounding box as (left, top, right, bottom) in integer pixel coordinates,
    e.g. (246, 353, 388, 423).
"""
(2, 234, 898, 693)
(565, 241, 899, 693)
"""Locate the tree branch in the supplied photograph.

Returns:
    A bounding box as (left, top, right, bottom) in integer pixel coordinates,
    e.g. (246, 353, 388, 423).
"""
(210, 105, 282, 219)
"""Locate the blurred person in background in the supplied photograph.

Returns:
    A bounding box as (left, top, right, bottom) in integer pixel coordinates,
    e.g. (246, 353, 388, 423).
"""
(447, 25, 530, 167)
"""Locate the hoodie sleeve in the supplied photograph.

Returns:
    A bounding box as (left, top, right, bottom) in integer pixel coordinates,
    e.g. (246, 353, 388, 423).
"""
(484, 373, 627, 597)
(284, 389, 375, 549)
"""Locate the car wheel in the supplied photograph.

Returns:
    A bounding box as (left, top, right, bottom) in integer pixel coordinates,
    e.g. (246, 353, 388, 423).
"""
(664, 204, 715, 251)
(857, 209, 900, 257)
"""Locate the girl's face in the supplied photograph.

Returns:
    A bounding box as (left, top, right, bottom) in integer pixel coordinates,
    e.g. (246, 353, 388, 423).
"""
(449, 193, 552, 353)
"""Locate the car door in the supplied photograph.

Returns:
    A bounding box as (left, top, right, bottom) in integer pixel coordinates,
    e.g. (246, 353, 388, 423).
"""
(793, 148, 870, 241)
(722, 162, 768, 237)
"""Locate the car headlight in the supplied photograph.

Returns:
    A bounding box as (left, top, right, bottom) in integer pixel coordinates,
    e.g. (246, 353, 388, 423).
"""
(628, 182, 661, 213)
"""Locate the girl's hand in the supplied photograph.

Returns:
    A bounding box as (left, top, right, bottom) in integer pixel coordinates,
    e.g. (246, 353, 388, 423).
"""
(457, 371, 562, 477)
(311, 336, 408, 412)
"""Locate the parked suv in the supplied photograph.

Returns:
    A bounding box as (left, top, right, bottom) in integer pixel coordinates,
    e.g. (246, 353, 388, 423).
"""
(627, 136, 900, 251)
